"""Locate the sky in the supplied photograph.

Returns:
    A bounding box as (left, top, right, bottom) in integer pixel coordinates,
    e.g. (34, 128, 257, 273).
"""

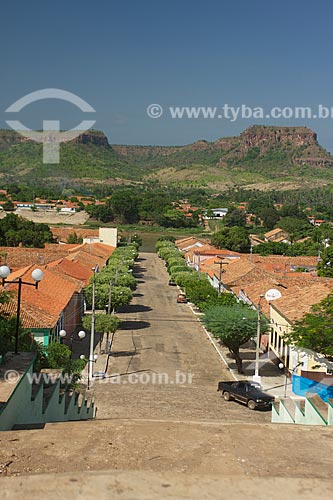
(1, 0, 333, 149)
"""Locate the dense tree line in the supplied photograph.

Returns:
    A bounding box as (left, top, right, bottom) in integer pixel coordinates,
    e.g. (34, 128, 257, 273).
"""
(0, 214, 54, 248)
(84, 243, 138, 310)
(85, 187, 200, 227)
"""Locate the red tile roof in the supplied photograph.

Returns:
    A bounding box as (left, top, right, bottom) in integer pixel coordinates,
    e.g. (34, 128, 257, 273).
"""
(81, 242, 115, 260)
(48, 258, 92, 284)
(176, 237, 210, 250)
(271, 280, 333, 322)
(2, 265, 78, 319)
(67, 250, 105, 270)
(0, 241, 114, 271)
(251, 255, 318, 275)
(51, 227, 99, 243)
(0, 295, 57, 329)
(0, 240, 116, 329)
(193, 248, 240, 256)
(0, 246, 76, 270)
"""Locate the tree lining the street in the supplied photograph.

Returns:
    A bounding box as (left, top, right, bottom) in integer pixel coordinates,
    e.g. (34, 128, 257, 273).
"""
(82, 314, 120, 353)
(84, 243, 138, 311)
(202, 305, 267, 374)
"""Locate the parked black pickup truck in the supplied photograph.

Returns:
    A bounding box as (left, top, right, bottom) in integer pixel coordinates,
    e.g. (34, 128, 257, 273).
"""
(217, 381, 274, 410)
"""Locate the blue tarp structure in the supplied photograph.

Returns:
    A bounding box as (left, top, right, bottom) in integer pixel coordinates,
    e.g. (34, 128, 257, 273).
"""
(292, 374, 333, 402)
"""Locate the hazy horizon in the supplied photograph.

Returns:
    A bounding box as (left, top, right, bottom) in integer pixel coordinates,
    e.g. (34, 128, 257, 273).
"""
(2, 0, 333, 151)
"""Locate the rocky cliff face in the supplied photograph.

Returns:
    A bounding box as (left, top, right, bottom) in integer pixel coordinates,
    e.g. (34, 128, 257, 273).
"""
(0, 129, 111, 149)
(0, 130, 29, 149)
(222, 126, 333, 166)
(239, 125, 317, 152)
(1, 126, 332, 180)
(73, 131, 111, 148)
(114, 125, 333, 168)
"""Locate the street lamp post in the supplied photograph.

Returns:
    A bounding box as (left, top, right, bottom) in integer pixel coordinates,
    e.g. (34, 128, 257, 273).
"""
(0, 266, 44, 354)
(59, 329, 86, 358)
(279, 361, 304, 398)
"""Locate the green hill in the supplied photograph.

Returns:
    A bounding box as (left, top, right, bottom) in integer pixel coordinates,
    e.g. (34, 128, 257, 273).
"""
(1, 126, 333, 191)
(0, 130, 139, 186)
(114, 126, 333, 190)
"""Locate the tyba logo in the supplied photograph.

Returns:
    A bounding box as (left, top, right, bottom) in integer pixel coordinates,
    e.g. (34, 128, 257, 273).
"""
(5, 88, 96, 163)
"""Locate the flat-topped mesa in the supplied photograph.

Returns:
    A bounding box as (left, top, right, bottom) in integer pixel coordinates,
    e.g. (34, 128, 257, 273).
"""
(213, 125, 333, 168)
(0, 129, 111, 149)
(240, 125, 318, 151)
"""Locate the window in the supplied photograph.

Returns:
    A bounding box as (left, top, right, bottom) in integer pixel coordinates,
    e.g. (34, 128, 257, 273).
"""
(278, 335, 282, 353)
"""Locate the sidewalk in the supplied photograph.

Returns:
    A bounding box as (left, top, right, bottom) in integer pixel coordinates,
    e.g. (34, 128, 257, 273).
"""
(81, 338, 108, 382)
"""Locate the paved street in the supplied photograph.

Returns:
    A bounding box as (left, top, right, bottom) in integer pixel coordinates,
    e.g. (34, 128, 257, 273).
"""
(93, 252, 271, 423)
(2, 252, 333, 489)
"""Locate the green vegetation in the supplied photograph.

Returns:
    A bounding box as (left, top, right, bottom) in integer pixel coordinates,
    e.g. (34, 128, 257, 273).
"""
(85, 202, 114, 223)
(158, 209, 198, 228)
(202, 305, 267, 373)
(1, 126, 333, 193)
(111, 189, 140, 223)
(317, 247, 333, 277)
(253, 240, 319, 257)
(156, 240, 236, 311)
(0, 130, 140, 183)
(0, 213, 53, 248)
(67, 232, 83, 244)
(82, 314, 120, 352)
(85, 188, 200, 228)
(84, 243, 138, 310)
(47, 342, 85, 381)
(211, 226, 250, 252)
(224, 209, 246, 227)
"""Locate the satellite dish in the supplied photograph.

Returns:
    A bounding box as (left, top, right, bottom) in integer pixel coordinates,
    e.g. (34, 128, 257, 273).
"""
(265, 289, 282, 302)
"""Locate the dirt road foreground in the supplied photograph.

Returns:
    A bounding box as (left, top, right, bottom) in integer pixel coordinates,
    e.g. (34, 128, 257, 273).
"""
(2, 470, 333, 500)
(1, 420, 333, 498)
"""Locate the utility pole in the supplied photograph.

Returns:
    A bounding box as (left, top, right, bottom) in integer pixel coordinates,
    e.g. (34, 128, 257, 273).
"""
(111, 269, 119, 316)
(88, 265, 98, 388)
(107, 281, 112, 314)
(214, 257, 228, 295)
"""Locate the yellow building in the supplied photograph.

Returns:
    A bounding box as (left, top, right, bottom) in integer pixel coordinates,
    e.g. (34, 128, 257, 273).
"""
(269, 284, 333, 384)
